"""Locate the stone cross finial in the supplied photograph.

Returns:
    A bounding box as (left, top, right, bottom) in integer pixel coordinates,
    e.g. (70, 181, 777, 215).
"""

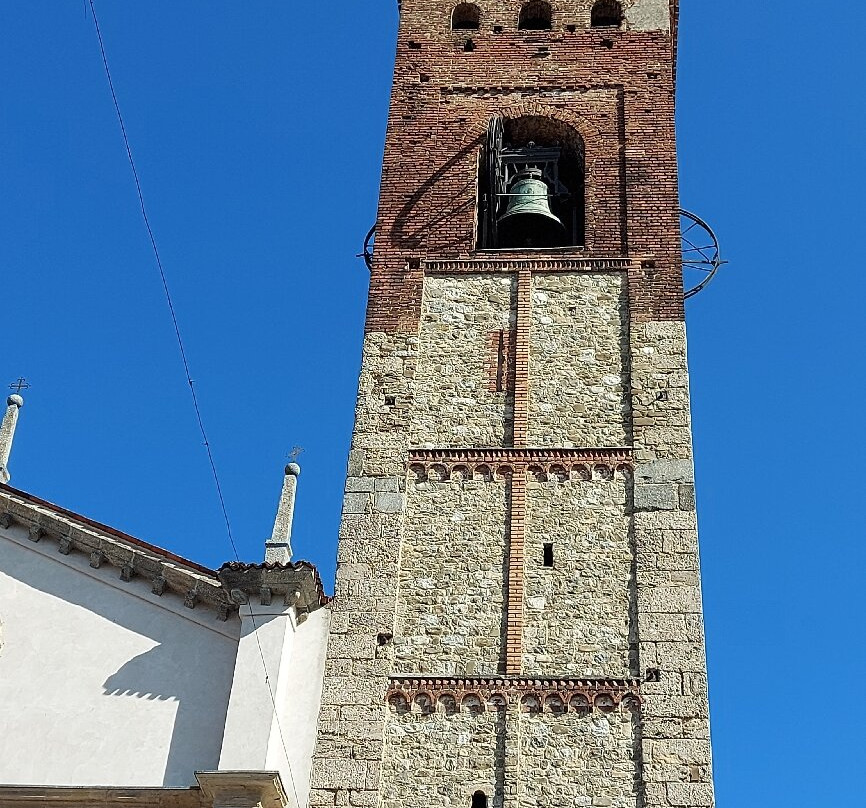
(264, 461, 301, 564)
(0, 390, 24, 484)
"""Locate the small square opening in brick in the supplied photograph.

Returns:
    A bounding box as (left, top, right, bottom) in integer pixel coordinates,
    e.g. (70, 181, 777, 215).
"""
(384, 395, 396, 407)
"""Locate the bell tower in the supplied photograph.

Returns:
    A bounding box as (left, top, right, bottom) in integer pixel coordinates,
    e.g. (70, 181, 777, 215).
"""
(312, 2, 716, 808)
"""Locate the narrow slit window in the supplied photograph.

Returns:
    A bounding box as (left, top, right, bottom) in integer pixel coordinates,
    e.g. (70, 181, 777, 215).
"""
(472, 792, 488, 808)
(543, 543, 554, 567)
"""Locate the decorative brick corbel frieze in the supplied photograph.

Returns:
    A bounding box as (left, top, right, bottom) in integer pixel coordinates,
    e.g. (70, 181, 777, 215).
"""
(424, 256, 637, 275)
(407, 448, 633, 482)
(0, 512, 12, 529)
(386, 676, 641, 716)
(27, 524, 41, 542)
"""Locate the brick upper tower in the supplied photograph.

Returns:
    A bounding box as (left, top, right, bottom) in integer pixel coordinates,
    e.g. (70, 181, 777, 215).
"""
(311, 1, 716, 807)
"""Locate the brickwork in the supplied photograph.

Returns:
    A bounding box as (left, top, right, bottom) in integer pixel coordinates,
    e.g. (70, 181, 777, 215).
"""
(367, 0, 681, 333)
(312, 1, 716, 806)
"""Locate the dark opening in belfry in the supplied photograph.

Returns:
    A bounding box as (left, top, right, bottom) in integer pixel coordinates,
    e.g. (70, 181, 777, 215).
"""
(591, 0, 623, 28)
(518, 1, 552, 30)
(452, 3, 481, 30)
(480, 115, 585, 250)
(472, 792, 488, 808)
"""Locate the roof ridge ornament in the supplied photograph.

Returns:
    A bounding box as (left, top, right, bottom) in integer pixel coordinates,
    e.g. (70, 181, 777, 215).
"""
(264, 454, 303, 564)
(0, 381, 26, 484)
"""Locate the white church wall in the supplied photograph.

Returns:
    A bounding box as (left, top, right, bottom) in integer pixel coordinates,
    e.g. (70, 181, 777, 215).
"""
(219, 602, 330, 808)
(275, 606, 330, 808)
(0, 520, 239, 788)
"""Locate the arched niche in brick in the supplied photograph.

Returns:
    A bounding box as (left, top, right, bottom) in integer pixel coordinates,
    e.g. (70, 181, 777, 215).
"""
(452, 3, 481, 30)
(518, 1, 552, 31)
(387, 692, 410, 714)
(590, 0, 623, 28)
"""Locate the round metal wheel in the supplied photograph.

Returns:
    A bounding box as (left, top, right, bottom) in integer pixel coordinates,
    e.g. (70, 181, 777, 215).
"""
(681, 209, 723, 300)
(361, 224, 376, 271)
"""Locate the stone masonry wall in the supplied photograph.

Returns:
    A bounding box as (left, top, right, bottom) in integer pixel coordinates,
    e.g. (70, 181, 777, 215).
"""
(380, 704, 505, 808)
(311, 332, 418, 808)
(312, 0, 718, 804)
(529, 273, 629, 448)
(629, 321, 715, 807)
(394, 476, 508, 675)
(413, 276, 516, 447)
(379, 701, 640, 808)
(517, 710, 639, 808)
(523, 475, 633, 677)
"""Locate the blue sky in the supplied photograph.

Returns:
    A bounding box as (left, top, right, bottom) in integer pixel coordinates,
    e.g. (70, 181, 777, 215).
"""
(3, 2, 865, 804)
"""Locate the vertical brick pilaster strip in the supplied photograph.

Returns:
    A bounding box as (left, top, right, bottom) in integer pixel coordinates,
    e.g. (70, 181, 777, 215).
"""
(505, 472, 527, 675)
(512, 270, 532, 449)
(504, 269, 532, 675)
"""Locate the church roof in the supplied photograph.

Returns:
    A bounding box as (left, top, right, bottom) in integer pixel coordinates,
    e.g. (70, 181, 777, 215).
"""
(0, 483, 327, 620)
(0, 483, 216, 574)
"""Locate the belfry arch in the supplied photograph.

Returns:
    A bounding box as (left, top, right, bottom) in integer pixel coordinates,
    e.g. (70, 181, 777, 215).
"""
(479, 114, 586, 250)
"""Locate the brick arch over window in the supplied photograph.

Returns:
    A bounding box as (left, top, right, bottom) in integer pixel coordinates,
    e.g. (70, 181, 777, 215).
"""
(518, 1, 552, 30)
(481, 100, 604, 147)
(591, 0, 624, 28)
(452, 3, 481, 30)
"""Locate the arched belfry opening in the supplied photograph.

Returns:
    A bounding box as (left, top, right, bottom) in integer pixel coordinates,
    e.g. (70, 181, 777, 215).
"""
(518, 1, 552, 30)
(591, 0, 623, 28)
(471, 792, 488, 808)
(452, 3, 481, 30)
(479, 115, 585, 250)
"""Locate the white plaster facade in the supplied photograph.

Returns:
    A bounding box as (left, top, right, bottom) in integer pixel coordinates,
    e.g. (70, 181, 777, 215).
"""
(0, 481, 330, 807)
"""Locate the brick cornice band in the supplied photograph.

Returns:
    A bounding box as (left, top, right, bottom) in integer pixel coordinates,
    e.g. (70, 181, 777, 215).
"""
(424, 257, 638, 274)
(387, 675, 641, 713)
(407, 448, 634, 481)
(408, 448, 633, 465)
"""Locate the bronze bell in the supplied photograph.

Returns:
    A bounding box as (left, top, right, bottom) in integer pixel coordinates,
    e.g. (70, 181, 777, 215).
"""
(497, 168, 566, 248)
